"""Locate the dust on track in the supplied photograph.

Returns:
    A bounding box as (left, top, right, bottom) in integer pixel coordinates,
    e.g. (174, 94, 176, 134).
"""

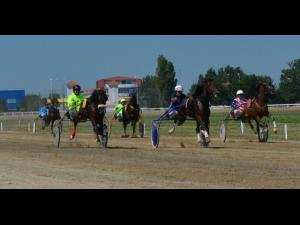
(0, 131, 300, 188)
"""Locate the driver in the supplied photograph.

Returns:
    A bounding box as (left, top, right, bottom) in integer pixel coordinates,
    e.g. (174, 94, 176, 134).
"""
(111, 98, 127, 122)
(38, 102, 49, 119)
(67, 84, 86, 120)
(230, 89, 247, 119)
(168, 85, 186, 119)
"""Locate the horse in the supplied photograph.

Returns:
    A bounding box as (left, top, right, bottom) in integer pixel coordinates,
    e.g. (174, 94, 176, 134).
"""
(242, 82, 277, 142)
(36, 98, 61, 134)
(121, 92, 144, 138)
(169, 79, 218, 147)
(61, 89, 109, 146)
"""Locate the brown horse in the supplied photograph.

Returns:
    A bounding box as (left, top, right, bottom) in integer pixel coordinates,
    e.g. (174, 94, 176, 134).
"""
(61, 89, 109, 146)
(169, 79, 218, 147)
(121, 92, 143, 138)
(36, 98, 61, 134)
(243, 82, 277, 142)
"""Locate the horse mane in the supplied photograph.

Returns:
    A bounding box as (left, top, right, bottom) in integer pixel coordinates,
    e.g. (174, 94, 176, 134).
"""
(90, 89, 108, 105)
(128, 92, 138, 107)
(256, 82, 268, 98)
(51, 98, 59, 104)
(193, 78, 214, 98)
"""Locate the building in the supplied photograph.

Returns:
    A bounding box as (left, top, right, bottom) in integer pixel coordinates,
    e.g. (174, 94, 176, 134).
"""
(66, 80, 94, 98)
(96, 76, 142, 106)
(52, 81, 94, 110)
(0, 90, 25, 111)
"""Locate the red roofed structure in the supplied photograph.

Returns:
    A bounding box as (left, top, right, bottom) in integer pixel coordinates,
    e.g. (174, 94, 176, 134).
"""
(96, 76, 142, 107)
(96, 76, 142, 89)
(66, 80, 78, 89)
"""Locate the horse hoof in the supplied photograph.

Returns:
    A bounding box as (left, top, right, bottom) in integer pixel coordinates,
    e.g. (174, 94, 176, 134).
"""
(206, 138, 211, 144)
(180, 141, 185, 148)
(121, 135, 129, 138)
(168, 127, 175, 135)
(70, 136, 75, 140)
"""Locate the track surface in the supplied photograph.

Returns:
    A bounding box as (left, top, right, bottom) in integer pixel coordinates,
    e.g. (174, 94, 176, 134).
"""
(0, 131, 300, 188)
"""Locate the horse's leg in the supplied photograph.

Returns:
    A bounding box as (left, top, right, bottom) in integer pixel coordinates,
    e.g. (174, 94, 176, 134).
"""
(269, 113, 278, 133)
(256, 120, 261, 141)
(70, 122, 77, 140)
(131, 120, 138, 138)
(201, 120, 210, 144)
(122, 121, 129, 138)
(168, 119, 177, 135)
(196, 115, 210, 144)
(248, 120, 257, 135)
(91, 120, 100, 142)
(205, 118, 210, 143)
(196, 121, 201, 143)
(50, 120, 54, 134)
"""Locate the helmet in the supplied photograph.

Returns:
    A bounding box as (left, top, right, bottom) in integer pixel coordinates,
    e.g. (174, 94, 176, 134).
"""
(175, 85, 183, 92)
(73, 85, 81, 92)
(120, 98, 126, 103)
(236, 90, 244, 95)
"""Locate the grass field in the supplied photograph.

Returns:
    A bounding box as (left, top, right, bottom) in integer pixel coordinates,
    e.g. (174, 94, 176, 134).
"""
(1, 108, 300, 188)
(1, 107, 299, 142)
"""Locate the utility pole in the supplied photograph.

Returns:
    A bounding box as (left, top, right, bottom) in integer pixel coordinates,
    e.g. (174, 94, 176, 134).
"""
(50, 78, 53, 98)
(135, 76, 139, 105)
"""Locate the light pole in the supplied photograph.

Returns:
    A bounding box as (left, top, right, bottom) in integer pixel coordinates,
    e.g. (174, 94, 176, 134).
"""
(50, 78, 53, 98)
(50, 78, 62, 98)
(135, 76, 139, 105)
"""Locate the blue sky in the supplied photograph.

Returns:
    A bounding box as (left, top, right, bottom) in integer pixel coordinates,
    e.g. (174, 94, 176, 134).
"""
(0, 35, 300, 97)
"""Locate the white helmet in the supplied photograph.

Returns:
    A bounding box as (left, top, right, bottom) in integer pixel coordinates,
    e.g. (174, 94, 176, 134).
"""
(236, 90, 244, 95)
(175, 85, 183, 92)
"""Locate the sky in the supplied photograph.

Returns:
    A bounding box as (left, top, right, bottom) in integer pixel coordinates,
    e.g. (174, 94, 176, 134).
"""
(0, 35, 300, 97)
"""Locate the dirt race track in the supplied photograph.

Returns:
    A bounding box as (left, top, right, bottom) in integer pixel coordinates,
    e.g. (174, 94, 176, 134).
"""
(0, 131, 300, 189)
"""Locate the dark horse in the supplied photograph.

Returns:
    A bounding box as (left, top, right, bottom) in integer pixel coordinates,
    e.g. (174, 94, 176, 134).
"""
(36, 98, 61, 134)
(61, 89, 109, 146)
(243, 82, 277, 142)
(121, 92, 144, 138)
(169, 79, 218, 147)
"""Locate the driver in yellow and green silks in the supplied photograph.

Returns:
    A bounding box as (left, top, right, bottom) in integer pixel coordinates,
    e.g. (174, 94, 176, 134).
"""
(111, 98, 127, 122)
(67, 84, 86, 120)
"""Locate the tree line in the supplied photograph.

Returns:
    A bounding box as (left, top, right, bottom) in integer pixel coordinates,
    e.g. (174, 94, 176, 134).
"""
(139, 55, 300, 107)
(2, 55, 300, 112)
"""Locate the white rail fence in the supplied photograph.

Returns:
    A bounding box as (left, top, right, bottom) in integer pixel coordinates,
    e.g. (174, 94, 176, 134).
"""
(0, 103, 300, 117)
(0, 104, 299, 141)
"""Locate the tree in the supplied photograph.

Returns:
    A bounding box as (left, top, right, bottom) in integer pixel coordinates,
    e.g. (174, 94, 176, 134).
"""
(189, 66, 277, 105)
(155, 55, 177, 107)
(20, 94, 44, 111)
(48, 93, 61, 99)
(139, 75, 160, 107)
(278, 59, 300, 103)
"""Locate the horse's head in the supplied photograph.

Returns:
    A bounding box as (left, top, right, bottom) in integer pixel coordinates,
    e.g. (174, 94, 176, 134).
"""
(50, 98, 60, 108)
(128, 92, 138, 107)
(257, 82, 275, 100)
(90, 89, 108, 114)
(202, 79, 218, 98)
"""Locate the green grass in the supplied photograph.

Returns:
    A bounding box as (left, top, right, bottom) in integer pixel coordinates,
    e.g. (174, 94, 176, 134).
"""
(1, 108, 300, 141)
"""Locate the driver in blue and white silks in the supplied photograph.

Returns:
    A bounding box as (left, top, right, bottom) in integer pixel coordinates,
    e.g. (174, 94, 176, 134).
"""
(38, 102, 49, 119)
(168, 85, 186, 119)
